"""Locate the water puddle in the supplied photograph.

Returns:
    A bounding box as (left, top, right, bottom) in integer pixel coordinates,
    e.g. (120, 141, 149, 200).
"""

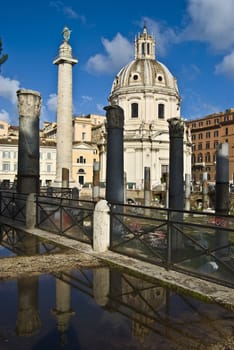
(0, 267, 233, 349)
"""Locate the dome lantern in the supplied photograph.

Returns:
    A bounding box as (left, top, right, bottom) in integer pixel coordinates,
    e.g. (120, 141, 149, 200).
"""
(134, 25, 155, 60)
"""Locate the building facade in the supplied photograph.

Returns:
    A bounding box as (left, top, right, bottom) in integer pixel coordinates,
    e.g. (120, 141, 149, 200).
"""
(108, 26, 191, 190)
(187, 109, 234, 184)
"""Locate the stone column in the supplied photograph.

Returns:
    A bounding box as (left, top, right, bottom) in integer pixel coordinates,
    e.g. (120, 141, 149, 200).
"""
(168, 117, 184, 251)
(104, 105, 124, 204)
(53, 28, 78, 187)
(144, 167, 151, 207)
(92, 161, 100, 201)
(202, 172, 209, 210)
(62, 168, 69, 188)
(184, 173, 191, 211)
(17, 89, 41, 194)
(215, 142, 229, 256)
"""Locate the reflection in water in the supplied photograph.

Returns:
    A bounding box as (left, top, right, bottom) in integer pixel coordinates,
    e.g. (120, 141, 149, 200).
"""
(0, 236, 233, 349)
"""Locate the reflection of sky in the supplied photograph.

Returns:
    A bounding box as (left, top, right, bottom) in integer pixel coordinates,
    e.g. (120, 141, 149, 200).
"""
(0, 269, 233, 350)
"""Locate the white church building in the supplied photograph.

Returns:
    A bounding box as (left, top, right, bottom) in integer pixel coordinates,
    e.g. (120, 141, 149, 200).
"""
(106, 25, 191, 191)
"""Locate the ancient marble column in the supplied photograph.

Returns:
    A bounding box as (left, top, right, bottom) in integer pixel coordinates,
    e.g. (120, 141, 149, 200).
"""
(17, 89, 41, 194)
(215, 142, 229, 256)
(104, 105, 124, 204)
(53, 27, 78, 187)
(168, 117, 184, 251)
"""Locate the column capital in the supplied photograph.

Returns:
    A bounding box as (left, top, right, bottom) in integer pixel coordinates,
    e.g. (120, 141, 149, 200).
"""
(17, 89, 42, 118)
(168, 117, 184, 138)
(104, 105, 124, 129)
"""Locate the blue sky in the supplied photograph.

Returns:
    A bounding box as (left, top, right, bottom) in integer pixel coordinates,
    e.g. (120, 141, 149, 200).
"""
(1, 0, 234, 126)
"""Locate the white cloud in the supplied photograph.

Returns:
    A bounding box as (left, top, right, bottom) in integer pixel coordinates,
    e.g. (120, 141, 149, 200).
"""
(0, 109, 10, 123)
(97, 104, 104, 113)
(49, 1, 85, 21)
(46, 93, 57, 112)
(86, 33, 133, 74)
(82, 95, 93, 102)
(180, 0, 234, 51)
(0, 75, 21, 104)
(215, 51, 234, 79)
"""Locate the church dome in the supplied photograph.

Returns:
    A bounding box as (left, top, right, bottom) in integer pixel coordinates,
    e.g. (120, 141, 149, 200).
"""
(111, 59, 179, 95)
(109, 26, 180, 117)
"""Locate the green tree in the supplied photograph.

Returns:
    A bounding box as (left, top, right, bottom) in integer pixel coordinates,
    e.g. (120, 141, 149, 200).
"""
(0, 37, 8, 72)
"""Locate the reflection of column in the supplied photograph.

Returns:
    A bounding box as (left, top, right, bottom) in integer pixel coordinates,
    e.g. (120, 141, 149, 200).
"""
(121, 275, 165, 344)
(168, 117, 184, 251)
(93, 267, 110, 306)
(16, 276, 40, 336)
(17, 89, 41, 194)
(52, 277, 75, 345)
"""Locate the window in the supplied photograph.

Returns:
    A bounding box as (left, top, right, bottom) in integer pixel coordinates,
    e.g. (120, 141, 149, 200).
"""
(13, 163, 17, 172)
(206, 120, 211, 125)
(77, 156, 86, 164)
(192, 154, 195, 164)
(47, 152, 51, 160)
(131, 103, 138, 118)
(198, 153, 203, 162)
(214, 130, 219, 137)
(206, 142, 210, 149)
(206, 132, 210, 138)
(214, 141, 219, 148)
(198, 133, 203, 139)
(2, 151, 10, 158)
(205, 152, 211, 162)
(158, 103, 165, 119)
(198, 121, 203, 127)
(2, 163, 10, 171)
(82, 132, 86, 140)
(192, 144, 196, 151)
(225, 128, 228, 136)
(192, 135, 196, 140)
(215, 118, 219, 124)
(47, 164, 52, 172)
(198, 143, 202, 150)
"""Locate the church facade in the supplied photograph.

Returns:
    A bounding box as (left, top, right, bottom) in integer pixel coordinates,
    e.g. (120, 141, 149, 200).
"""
(107, 26, 191, 190)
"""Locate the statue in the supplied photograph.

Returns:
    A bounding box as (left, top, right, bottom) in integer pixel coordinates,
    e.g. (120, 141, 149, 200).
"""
(62, 26, 71, 42)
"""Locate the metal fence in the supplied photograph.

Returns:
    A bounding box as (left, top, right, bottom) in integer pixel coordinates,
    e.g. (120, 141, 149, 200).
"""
(109, 203, 234, 288)
(0, 191, 27, 224)
(36, 195, 95, 244)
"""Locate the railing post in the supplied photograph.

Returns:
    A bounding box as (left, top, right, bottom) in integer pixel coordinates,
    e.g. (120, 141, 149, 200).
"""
(26, 193, 36, 228)
(93, 200, 110, 252)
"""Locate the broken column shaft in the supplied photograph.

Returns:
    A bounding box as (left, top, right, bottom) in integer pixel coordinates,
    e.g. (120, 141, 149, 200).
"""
(17, 89, 41, 194)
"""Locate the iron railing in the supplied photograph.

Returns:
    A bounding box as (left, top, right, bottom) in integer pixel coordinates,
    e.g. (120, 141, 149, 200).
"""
(0, 191, 27, 224)
(109, 203, 234, 288)
(35, 195, 95, 244)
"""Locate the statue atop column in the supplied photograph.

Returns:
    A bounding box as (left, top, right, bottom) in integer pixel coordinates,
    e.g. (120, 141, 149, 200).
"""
(62, 26, 71, 42)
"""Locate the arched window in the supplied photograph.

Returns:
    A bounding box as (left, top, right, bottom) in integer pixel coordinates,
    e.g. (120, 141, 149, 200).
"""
(131, 103, 138, 118)
(158, 103, 165, 119)
(77, 156, 86, 164)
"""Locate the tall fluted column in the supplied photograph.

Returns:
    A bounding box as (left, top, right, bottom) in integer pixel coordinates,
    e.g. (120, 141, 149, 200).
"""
(17, 89, 41, 194)
(53, 27, 78, 187)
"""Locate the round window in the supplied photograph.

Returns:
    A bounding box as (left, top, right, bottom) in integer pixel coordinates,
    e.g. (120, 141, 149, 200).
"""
(133, 74, 138, 80)
(158, 75, 163, 81)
